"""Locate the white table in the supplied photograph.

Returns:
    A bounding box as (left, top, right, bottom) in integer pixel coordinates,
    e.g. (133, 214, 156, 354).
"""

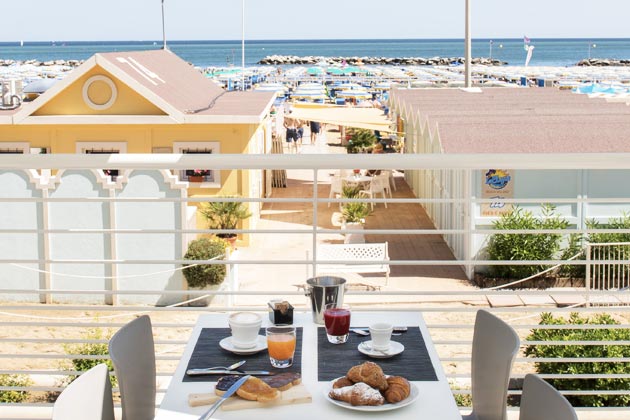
(156, 312, 460, 419)
(343, 174, 373, 190)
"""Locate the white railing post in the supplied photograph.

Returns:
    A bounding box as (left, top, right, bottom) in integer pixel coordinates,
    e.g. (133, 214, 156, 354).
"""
(585, 243, 591, 307)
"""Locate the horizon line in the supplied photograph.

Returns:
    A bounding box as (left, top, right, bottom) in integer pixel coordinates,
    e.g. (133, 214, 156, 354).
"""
(1, 37, 628, 44)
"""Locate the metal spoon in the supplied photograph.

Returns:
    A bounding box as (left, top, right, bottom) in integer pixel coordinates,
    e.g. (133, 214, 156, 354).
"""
(359, 341, 390, 355)
(206, 360, 246, 371)
(351, 328, 401, 336)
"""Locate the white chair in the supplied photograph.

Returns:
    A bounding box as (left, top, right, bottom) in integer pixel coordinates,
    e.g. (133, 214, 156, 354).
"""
(109, 315, 156, 420)
(359, 174, 389, 210)
(381, 169, 397, 192)
(377, 171, 393, 198)
(462, 310, 520, 420)
(52, 363, 115, 420)
(520, 374, 577, 420)
(328, 175, 344, 208)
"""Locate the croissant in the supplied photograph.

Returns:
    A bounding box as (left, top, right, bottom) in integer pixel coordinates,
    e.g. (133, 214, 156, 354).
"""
(328, 382, 384, 406)
(383, 376, 411, 403)
(332, 376, 354, 389)
(347, 361, 389, 391)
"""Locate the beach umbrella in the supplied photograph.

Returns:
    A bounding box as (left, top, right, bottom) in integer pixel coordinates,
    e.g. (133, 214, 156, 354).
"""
(326, 67, 344, 75)
(23, 78, 58, 94)
(307, 67, 323, 75)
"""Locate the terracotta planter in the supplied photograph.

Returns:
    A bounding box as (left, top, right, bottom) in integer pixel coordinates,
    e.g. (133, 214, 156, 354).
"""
(188, 175, 203, 183)
(218, 233, 238, 249)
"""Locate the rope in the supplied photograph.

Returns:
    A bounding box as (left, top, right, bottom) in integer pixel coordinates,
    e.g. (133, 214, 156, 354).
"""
(484, 251, 584, 290)
(9, 262, 202, 279)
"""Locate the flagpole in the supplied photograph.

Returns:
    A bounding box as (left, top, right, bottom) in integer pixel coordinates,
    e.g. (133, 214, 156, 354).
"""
(161, 0, 167, 50)
(464, 0, 472, 87)
(241, 0, 245, 91)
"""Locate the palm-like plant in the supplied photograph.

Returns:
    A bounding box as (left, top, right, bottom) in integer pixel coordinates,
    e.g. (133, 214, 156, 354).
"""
(199, 196, 252, 238)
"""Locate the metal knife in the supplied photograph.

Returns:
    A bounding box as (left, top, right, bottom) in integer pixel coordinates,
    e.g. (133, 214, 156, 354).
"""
(186, 368, 275, 376)
(198, 374, 250, 420)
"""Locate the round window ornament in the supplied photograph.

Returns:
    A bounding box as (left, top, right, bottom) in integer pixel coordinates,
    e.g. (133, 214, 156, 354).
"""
(82, 75, 117, 110)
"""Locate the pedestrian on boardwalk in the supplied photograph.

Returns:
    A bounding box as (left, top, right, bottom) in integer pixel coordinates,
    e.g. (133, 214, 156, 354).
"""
(296, 119, 305, 146)
(284, 111, 298, 153)
(309, 120, 321, 143)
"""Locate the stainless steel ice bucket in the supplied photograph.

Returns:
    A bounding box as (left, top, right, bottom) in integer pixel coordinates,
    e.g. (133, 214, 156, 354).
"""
(305, 276, 347, 324)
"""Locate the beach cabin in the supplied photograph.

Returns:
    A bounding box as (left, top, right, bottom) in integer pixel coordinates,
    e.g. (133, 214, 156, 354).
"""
(0, 49, 276, 245)
(389, 87, 630, 279)
(0, 50, 277, 305)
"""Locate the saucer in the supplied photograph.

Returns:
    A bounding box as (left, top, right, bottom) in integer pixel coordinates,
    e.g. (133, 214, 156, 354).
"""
(219, 335, 267, 355)
(357, 340, 404, 359)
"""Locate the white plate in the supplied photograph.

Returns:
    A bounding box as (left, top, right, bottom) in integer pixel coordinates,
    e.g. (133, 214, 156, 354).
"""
(324, 381, 419, 412)
(357, 340, 404, 359)
(219, 335, 267, 355)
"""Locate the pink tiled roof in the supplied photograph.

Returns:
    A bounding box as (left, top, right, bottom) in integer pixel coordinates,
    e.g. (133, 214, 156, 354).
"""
(98, 50, 274, 118)
(391, 87, 630, 153)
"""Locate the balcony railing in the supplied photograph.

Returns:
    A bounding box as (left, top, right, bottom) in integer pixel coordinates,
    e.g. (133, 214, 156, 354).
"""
(1, 153, 630, 419)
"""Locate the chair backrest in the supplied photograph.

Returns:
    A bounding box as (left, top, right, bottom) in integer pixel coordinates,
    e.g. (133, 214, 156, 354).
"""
(520, 374, 577, 420)
(370, 174, 388, 193)
(331, 175, 343, 193)
(470, 310, 520, 420)
(53, 363, 115, 420)
(109, 315, 156, 420)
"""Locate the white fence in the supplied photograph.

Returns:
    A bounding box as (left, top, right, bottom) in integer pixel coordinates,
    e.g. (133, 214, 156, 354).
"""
(586, 242, 630, 307)
(1, 153, 630, 418)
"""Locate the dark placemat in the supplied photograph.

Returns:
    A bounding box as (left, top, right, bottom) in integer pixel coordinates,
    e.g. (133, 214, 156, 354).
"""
(317, 326, 437, 381)
(183, 327, 303, 382)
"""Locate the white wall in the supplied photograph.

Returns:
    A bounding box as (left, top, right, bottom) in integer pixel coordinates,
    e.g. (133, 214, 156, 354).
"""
(0, 169, 192, 305)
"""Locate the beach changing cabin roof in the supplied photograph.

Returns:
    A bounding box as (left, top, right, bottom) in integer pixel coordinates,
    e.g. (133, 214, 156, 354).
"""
(389, 87, 630, 153)
(8, 49, 274, 125)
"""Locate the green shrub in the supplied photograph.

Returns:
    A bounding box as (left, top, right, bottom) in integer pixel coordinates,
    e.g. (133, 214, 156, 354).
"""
(62, 327, 116, 387)
(525, 312, 630, 407)
(557, 212, 630, 279)
(449, 382, 472, 407)
(587, 212, 630, 244)
(183, 237, 227, 287)
(558, 232, 586, 278)
(346, 129, 377, 154)
(0, 374, 32, 403)
(486, 204, 569, 279)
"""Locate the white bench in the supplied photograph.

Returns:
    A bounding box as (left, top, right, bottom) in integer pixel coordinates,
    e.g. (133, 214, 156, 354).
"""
(317, 242, 390, 284)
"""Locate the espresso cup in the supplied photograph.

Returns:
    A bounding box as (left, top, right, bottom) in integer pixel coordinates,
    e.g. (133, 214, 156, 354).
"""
(369, 322, 393, 351)
(228, 312, 262, 349)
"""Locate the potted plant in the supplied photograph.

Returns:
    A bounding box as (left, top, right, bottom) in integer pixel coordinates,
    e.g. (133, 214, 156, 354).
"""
(199, 196, 252, 247)
(346, 129, 377, 154)
(187, 169, 210, 182)
(340, 185, 370, 243)
(182, 237, 228, 306)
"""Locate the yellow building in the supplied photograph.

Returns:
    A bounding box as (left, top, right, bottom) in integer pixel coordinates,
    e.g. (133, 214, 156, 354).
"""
(0, 49, 276, 242)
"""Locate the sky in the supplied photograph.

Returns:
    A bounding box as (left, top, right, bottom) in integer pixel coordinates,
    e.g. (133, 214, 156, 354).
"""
(2, 0, 628, 42)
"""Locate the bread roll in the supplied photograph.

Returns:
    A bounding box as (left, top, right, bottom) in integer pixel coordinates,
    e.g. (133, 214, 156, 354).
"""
(347, 361, 388, 391)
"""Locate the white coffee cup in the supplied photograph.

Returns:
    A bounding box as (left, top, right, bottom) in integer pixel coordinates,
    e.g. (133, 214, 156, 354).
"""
(228, 312, 262, 349)
(369, 322, 393, 351)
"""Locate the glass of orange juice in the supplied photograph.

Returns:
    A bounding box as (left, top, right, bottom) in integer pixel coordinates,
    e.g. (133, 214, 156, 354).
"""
(266, 325, 296, 368)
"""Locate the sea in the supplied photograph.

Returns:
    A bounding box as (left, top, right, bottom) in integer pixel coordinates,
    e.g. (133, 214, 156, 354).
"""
(1, 38, 629, 68)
